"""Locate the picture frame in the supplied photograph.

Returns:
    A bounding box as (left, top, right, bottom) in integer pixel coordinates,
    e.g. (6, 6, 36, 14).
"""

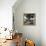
(23, 13, 36, 25)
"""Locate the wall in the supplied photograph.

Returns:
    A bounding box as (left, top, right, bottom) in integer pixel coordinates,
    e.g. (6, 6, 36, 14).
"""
(41, 0, 46, 46)
(0, 0, 17, 30)
(13, 0, 41, 46)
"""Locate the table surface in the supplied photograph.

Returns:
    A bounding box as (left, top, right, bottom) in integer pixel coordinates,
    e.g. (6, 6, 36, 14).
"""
(0, 39, 16, 46)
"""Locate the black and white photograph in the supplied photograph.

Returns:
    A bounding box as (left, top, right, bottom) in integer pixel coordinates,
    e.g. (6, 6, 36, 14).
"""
(23, 13, 36, 25)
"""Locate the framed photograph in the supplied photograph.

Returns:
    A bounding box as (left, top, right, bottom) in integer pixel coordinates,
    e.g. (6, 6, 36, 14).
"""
(23, 13, 36, 25)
